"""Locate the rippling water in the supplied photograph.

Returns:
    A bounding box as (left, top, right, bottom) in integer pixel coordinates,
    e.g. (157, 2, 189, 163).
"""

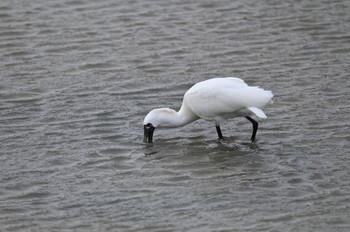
(1, 0, 350, 231)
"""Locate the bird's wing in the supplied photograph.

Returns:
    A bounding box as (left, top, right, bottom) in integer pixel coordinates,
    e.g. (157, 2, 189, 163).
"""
(184, 86, 243, 118)
(184, 80, 272, 119)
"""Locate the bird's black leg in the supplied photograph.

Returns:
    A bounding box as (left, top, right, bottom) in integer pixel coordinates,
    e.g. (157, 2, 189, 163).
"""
(245, 116, 258, 142)
(216, 126, 224, 140)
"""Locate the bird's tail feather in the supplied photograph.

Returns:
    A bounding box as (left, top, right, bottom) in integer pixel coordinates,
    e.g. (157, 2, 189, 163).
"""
(247, 107, 267, 119)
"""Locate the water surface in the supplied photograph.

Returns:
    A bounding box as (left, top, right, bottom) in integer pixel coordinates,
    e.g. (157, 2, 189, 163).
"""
(1, 0, 350, 231)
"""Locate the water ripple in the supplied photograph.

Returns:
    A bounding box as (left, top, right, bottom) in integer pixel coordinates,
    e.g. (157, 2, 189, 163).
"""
(1, 0, 350, 231)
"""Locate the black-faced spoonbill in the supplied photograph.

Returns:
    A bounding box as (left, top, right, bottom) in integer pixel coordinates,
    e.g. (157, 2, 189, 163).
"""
(143, 77, 273, 143)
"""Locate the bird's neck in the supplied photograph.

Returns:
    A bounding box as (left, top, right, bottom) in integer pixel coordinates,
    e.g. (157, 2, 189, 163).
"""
(158, 103, 199, 128)
(177, 103, 199, 127)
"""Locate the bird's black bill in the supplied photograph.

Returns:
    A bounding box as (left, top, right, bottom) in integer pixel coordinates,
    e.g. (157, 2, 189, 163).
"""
(143, 124, 155, 143)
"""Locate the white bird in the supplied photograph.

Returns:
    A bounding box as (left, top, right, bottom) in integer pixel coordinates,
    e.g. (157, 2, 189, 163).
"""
(143, 77, 273, 143)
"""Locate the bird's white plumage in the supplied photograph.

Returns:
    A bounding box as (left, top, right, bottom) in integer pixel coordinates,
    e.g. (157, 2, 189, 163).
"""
(183, 77, 272, 124)
(143, 77, 273, 141)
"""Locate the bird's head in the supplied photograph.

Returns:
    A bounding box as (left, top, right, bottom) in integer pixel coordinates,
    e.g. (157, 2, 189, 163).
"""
(143, 109, 160, 143)
(143, 122, 155, 143)
(143, 108, 177, 143)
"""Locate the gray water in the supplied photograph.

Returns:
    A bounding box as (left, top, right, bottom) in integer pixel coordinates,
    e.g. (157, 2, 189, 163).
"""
(1, 0, 350, 231)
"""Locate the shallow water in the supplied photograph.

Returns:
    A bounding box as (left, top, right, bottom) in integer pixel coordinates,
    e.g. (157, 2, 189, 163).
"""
(1, 0, 350, 231)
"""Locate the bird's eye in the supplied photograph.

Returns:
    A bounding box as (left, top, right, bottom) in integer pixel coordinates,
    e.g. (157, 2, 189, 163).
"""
(145, 123, 153, 129)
